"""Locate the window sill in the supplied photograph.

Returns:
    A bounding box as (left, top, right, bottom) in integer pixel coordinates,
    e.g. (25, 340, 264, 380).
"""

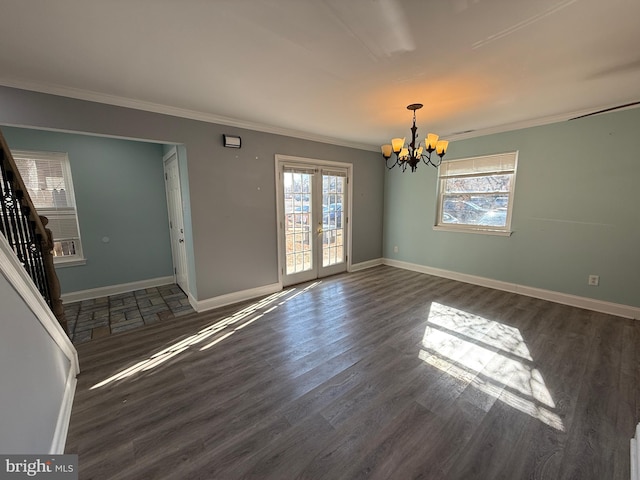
(433, 225, 513, 237)
(53, 258, 87, 268)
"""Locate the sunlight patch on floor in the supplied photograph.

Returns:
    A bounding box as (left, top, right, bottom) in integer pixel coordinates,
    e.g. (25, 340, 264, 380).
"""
(419, 302, 564, 431)
(90, 282, 321, 390)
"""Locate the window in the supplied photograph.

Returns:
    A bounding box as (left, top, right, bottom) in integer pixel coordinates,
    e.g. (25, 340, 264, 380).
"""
(13, 150, 85, 265)
(435, 152, 518, 235)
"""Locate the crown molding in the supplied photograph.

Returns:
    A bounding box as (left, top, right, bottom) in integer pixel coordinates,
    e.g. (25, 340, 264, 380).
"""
(0, 78, 378, 152)
(445, 115, 575, 142)
(4, 78, 637, 151)
(446, 103, 640, 142)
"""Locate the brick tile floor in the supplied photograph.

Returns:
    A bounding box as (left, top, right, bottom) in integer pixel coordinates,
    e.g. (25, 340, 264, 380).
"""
(64, 285, 195, 344)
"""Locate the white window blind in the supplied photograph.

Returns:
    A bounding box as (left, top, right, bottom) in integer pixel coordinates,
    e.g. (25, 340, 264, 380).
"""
(439, 152, 517, 178)
(13, 150, 84, 264)
(283, 165, 316, 175)
(322, 169, 347, 178)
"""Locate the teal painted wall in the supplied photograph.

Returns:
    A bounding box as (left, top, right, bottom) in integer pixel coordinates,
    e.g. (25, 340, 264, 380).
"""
(2, 127, 173, 294)
(384, 107, 640, 308)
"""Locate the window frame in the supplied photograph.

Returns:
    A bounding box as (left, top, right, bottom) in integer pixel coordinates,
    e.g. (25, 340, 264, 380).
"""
(434, 151, 518, 236)
(13, 149, 86, 266)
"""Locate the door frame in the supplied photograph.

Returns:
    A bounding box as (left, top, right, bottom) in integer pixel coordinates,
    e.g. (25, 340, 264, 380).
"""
(275, 154, 353, 287)
(163, 146, 189, 294)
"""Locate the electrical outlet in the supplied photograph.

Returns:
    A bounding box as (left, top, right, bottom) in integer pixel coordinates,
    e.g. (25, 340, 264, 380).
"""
(588, 275, 599, 286)
(393, 245, 399, 253)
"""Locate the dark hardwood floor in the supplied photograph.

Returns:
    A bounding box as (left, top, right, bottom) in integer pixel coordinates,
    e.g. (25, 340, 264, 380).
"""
(65, 266, 639, 479)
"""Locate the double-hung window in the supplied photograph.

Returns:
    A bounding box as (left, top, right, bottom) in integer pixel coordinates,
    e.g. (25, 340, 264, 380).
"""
(13, 150, 85, 265)
(435, 152, 518, 235)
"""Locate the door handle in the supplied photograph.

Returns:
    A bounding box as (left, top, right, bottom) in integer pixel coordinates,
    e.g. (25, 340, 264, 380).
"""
(179, 238, 184, 243)
(317, 227, 323, 234)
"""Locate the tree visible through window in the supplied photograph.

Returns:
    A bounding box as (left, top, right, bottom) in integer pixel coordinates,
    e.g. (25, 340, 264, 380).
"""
(436, 152, 518, 233)
(13, 150, 84, 264)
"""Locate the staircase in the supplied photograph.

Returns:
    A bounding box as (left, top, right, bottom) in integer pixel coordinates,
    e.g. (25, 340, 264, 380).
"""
(0, 129, 66, 332)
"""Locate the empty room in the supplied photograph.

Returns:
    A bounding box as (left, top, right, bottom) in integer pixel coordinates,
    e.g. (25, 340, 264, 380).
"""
(1, 1, 639, 479)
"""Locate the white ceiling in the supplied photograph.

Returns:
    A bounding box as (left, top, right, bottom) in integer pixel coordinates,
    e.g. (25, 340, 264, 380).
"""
(1, 0, 640, 150)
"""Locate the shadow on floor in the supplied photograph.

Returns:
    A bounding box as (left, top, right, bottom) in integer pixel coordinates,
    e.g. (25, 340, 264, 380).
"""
(64, 284, 195, 344)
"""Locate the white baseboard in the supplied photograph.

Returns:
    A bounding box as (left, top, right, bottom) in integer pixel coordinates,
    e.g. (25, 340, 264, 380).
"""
(383, 258, 640, 320)
(61, 276, 175, 303)
(631, 425, 640, 480)
(194, 282, 282, 313)
(350, 258, 384, 272)
(187, 291, 199, 312)
(50, 367, 77, 454)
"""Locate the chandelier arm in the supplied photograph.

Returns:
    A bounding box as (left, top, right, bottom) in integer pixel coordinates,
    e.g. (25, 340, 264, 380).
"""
(385, 156, 398, 170)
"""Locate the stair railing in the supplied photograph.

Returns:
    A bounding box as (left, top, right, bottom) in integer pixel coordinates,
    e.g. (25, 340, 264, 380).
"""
(0, 130, 66, 332)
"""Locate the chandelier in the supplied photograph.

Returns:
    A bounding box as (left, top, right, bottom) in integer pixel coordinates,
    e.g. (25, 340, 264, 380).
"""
(381, 103, 449, 172)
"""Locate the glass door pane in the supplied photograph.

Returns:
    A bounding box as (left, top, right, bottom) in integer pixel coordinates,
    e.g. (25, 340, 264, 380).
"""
(283, 170, 314, 275)
(321, 171, 345, 269)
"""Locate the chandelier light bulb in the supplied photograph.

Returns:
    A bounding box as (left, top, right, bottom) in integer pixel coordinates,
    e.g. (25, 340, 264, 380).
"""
(436, 140, 449, 156)
(391, 137, 405, 153)
(426, 133, 439, 151)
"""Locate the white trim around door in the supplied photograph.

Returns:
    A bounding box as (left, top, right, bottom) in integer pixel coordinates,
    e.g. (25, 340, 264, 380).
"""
(275, 154, 353, 287)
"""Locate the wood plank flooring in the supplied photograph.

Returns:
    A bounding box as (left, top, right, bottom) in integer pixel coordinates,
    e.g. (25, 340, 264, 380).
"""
(65, 266, 640, 479)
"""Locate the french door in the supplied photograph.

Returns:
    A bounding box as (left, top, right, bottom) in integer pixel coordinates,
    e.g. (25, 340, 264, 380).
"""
(277, 157, 350, 287)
